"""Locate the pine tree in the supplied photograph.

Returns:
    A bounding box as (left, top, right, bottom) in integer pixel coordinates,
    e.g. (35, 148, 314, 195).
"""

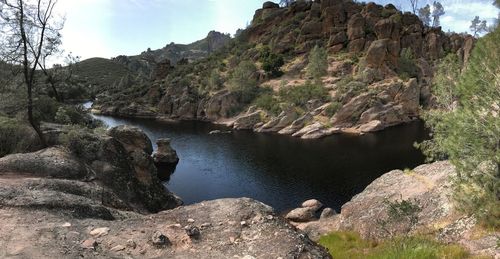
(419, 27, 500, 228)
(418, 4, 431, 26)
(306, 45, 328, 82)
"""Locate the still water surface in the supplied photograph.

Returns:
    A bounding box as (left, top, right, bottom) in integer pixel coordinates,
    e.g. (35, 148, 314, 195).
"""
(90, 107, 427, 212)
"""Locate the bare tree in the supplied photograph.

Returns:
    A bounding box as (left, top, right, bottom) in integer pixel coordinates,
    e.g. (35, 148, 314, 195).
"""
(410, 0, 419, 14)
(0, 0, 62, 146)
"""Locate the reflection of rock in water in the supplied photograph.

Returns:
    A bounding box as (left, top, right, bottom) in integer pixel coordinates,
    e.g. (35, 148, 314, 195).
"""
(156, 162, 177, 182)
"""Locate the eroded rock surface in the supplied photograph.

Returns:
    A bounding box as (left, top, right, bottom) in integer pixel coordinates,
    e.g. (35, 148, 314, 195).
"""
(0, 198, 331, 258)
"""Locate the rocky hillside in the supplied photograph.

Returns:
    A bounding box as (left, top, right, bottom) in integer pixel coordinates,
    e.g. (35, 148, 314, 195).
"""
(92, 0, 474, 139)
(0, 125, 329, 258)
(112, 31, 231, 78)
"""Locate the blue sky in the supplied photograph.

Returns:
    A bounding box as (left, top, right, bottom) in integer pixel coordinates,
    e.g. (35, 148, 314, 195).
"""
(55, 0, 498, 61)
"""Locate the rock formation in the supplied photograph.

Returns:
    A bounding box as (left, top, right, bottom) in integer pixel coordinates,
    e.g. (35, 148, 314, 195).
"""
(291, 161, 499, 257)
(152, 138, 179, 165)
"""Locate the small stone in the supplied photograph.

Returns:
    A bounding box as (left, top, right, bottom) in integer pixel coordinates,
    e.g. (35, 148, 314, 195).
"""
(81, 239, 97, 249)
(229, 236, 236, 243)
(90, 227, 110, 237)
(185, 226, 201, 239)
(187, 218, 195, 223)
(301, 199, 323, 211)
(266, 215, 274, 220)
(320, 208, 337, 219)
(110, 245, 125, 252)
(285, 208, 315, 222)
(151, 231, 170, 247)
(240, 221, 248, 227)
(200, 223, 212, 229)
(61, 222, 71, 228)
(126, 239, 136, 249)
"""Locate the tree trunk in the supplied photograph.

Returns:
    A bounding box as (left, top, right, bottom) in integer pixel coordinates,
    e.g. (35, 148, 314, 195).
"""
(19, 0, 47, 147)
(27, 83, 47, 147)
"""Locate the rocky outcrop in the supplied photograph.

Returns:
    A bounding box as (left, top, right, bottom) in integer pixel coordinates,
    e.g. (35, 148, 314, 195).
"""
(112, 31, 231, 77)
(108, 125, 153, 155)
(232, 108, 264, 130)
(0, 197, 331, 258)
(331, 78, 420, 132)
(152, 138, 179, 165)
(0, 126, 181, 216)
(293, 162, 499, 258)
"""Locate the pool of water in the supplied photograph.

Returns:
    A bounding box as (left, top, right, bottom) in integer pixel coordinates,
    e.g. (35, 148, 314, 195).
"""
(91, 109, 427, 212)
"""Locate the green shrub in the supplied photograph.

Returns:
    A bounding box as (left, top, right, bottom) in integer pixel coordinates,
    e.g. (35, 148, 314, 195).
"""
(260, 46, 284, 78)
(377, 198, 422, 238)
(253, 89, 281, 115)
(307, 45, 328, 81)
(398, 48, 419, 79)
(228, 61, 259, 103)
(34, 95, 60, 123)
(279, 81, 330, 107)
(324, 101, 342, 117)
(60, 126, 101, 161)
(336, 77, 367, 100)
(55, 107, 71, 124)
(207, 69, 224, 91)
(0, 116, 38, 157)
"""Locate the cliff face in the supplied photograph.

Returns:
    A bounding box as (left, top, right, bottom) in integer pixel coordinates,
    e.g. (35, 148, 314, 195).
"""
(93, 0, 474, 139)
(248, 1, 473, 62)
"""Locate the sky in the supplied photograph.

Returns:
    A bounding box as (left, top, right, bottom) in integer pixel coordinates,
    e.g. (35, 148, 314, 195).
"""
(53, 0, 498, 62)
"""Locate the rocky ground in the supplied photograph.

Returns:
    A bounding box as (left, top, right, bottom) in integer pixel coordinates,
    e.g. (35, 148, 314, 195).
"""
(288, 162, 499, 258)
(0, 125, 330, 258)
(0, 198, 329, 258)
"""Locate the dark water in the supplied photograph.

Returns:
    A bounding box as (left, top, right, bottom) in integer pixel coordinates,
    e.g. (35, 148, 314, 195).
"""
(91, 110, 427, 212)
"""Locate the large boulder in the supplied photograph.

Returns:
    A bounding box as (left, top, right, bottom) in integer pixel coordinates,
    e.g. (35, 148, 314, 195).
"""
(108, 125, 153, 155)
(262, 1, 279, 9)
(347, 13, 365, 40)
(365, 39, 389, 68)
(152, 138, 179, 165)
(257, 109, 298, 133)
(0, 147, 88, 180)
(233, 110, 263, 130)
(204, 90, 240, 120)
(286, 207, 316, 222)
(279, 113, 313, 135)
